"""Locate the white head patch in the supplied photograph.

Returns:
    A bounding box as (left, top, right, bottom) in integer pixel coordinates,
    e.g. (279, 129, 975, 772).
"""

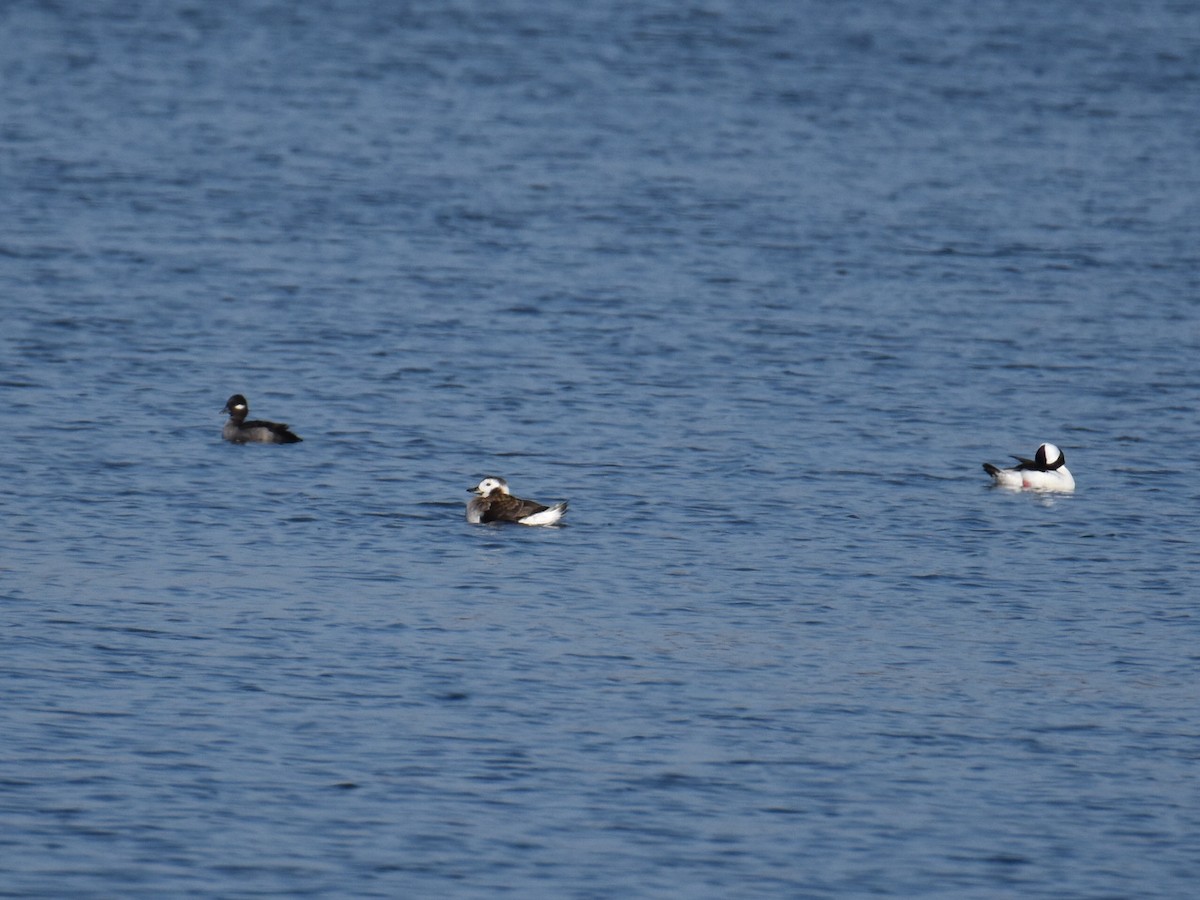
(474, 477, 510, 496)
(1039, 443, 1063, 467)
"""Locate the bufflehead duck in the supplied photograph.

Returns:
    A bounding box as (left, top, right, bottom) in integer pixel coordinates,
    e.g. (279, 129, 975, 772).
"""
(982, 442, 1074, 492)
(221, 394, 302, 444)
(466, 477, 567, 526)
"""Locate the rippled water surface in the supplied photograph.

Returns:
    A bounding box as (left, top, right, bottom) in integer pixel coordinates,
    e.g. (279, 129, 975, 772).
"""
(3, 1, 1199, 897)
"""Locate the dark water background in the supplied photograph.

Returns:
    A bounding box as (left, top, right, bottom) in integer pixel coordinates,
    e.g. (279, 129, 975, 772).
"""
(2, 1, 1199, 896)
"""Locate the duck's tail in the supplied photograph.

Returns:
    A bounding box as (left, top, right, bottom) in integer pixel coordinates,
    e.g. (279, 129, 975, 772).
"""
(520, 501, 567, 526)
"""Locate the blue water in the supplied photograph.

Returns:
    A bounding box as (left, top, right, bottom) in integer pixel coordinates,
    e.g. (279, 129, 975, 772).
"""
(3, 1, 1199, 896)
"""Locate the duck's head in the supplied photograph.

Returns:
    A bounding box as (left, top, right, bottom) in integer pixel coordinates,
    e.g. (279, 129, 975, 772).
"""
(223, 394, 248, 415)
(1036, 443, 1065, 470)
(469, 476, 511, 497)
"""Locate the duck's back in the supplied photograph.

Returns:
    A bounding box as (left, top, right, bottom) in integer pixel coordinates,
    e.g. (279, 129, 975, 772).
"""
(224, 419, 302, 444)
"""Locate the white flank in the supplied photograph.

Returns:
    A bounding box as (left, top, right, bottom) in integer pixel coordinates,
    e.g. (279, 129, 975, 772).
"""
(988, 468, 1026, 490)
(1020, 469, 1075, 492)
(985, 458, 1075, 492)
(518, 502, 567, 526)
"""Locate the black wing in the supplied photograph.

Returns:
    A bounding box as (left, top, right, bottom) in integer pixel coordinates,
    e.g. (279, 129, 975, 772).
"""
(482, 495, 548, 523)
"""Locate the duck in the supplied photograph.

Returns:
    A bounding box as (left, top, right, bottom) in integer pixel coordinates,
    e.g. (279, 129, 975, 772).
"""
(221, 394, 302, 444)
(466, 477, 567, 525)
(982, 442, 1073, 492)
